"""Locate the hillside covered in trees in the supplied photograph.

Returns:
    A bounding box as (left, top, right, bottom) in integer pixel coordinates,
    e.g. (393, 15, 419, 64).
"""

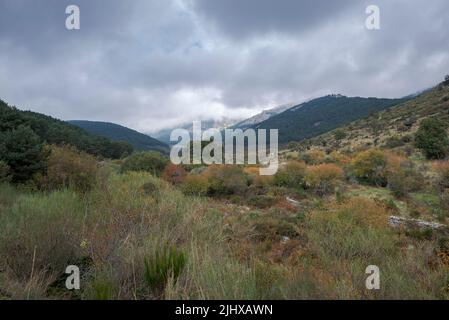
(0, 99, 133, 182)
(69, 120, 169, 154)
(254, 95, 407, 145)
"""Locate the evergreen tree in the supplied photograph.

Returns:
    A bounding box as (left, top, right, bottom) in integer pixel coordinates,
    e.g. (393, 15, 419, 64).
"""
(415, 118, 449, 159)
(0, 125, 48, 182)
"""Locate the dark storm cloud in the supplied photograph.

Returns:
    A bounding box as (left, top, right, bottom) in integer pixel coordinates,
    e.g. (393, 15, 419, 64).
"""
(190, 0, 360, 39)
(0, 0, 448, 132)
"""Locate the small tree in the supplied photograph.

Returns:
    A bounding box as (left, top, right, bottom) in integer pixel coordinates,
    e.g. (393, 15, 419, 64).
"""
(415, 118, 449, 159)
(305, 163, 344, 195)
(351, 149, 388, 186)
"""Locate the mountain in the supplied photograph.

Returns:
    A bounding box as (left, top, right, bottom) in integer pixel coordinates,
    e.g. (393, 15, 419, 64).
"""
(0, 99, 132, 159)
(301, 82, 449, 152)
(233, 103, 296, 130)
(69, 120, 169, 154)
(153, 119, 235, 144)
(252, 94, 407, 144)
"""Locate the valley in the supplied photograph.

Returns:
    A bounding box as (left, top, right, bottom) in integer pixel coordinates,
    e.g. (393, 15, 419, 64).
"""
(1, 78, 448, 300)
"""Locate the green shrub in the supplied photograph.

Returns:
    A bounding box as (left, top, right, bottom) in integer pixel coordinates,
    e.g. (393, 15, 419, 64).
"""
(415, 118, 449, 159)
(334, 129, 346, 140)
(206, 165, 248, 195)
(144, 245, 187, 290)
(0, 190, 84, 280)
(121, 152, 169, 176)
(181, 174, 210, 196)
(247, 195, 276, 209)
(40, 145, 99, 193)
(273, 161, 306, 188)
(351, 149, 388, 186)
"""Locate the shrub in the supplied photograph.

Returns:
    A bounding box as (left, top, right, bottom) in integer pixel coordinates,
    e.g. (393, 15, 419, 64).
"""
(351, 149, 388, 186)
(273, 161, 306, 188)
(384, 136, 405, 148)
(300, 150, 326, 165)
(120, 151, 169, 176)
(386, 155, 423, 197)
(0, 190, 84, 281)
(0, 160, 11, 183)
(245, 166, 273, 188)
(41, 145, 99, 193)
(144, 245, 187, 290)
(434, 161, 449, 190)
(205, 165, 248, 195)
(161, 164, 187, 185)
(334, 129, 346, 140)
(328, 151, 350, 165)
(247, 195, 276, 209)
(305, 163, 344, 195)
(181, 174, 210, 196)
(415, 118, 449, 159)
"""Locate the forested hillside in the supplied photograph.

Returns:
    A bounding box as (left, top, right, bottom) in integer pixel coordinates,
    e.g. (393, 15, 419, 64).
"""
(0, 100, 133, 159)
(69, 120, 169, 154)
(254, 95, 406, 144)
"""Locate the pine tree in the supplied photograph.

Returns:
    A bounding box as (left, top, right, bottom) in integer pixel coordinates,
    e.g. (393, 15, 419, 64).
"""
(0, 125, 48, 183)
(415, 118, 449, 159)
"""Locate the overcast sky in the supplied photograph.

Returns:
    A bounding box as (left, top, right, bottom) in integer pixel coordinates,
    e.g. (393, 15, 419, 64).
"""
(0, 0, 448, 133)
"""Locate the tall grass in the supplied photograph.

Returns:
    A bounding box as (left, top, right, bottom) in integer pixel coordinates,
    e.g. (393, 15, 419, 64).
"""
(0, 172, 447, 300)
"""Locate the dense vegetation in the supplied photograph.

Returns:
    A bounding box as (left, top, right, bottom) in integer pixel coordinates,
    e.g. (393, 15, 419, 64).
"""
(254, 95, 406, 144)
(1, 144, 448, 299)
(0, 99, 133, 160)
(1, 81, 448, 300)
(69, 120, 169, 154)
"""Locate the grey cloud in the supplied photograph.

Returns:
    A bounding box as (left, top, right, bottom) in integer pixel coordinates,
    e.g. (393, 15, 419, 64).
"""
(190, 0, 361, 40)
(0, 0, 448, 133)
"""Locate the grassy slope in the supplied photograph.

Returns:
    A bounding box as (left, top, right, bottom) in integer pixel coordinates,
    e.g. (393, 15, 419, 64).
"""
(0, 169, 447, 299)
(302, 84, 449, 152)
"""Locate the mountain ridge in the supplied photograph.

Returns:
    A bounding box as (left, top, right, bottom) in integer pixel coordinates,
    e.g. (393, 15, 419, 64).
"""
(69, 120, 169, 154)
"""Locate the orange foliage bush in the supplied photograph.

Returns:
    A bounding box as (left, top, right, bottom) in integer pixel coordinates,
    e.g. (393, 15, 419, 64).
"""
(301, 150, 326, 165)
(161, 164, 187, 185)
(305, 163, 344, 195)
(328, 151, 351, 165)
(383, 152, 423, 196)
